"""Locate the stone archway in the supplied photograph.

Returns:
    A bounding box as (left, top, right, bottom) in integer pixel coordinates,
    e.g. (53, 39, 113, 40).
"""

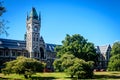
(40, 47, 44, 59)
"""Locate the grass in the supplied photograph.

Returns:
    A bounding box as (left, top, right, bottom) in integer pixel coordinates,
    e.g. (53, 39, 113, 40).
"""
(32, 72, 73, 80)
(94, 71, 120, 79)
(0, 73, 25, 80)
(0, 72, 73, 80)
(0, 72, 120, 80)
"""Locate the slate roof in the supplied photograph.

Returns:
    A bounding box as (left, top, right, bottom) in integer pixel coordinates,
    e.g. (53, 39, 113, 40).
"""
(45, 43, 57, 52)
(0, 38, 56, 52)
(29, 7, 38, 19)
(95, 45, 111, 54)
(95, 46, 100, 53)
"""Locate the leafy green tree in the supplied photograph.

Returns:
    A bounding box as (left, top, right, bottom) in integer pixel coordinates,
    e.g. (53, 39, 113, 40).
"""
(0, 1, 5, 16)
(2, 56, 46, 78)
(55, 34, 97, 62)
(67, 58, 94, 79)
(53, 53, 75, 72)
(61, 53, 75, 69)
(53, 53, 94, 79)
(0, 1, 9, 36)
(111, 41, 120, 56)
(107, 54, 120, 71)
(53, 59, 63, 72)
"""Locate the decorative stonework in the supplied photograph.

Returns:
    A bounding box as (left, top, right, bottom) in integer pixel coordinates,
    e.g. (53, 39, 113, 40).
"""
(26, 7, 45, 59)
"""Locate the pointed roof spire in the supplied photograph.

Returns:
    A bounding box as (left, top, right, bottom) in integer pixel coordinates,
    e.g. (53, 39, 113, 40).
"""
(39, 12, 41, 21)
(40, 36, 45, 43)
(27, 12, 29, 20)
(29, 7, 38, 19)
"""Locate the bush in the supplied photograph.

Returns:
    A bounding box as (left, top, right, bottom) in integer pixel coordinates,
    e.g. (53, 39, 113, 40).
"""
(2, 56, 46, 78)
(53, 53, 94, 79)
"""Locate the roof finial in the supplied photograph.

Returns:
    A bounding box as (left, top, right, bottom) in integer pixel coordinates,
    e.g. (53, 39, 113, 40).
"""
(39, 12, 41, 21)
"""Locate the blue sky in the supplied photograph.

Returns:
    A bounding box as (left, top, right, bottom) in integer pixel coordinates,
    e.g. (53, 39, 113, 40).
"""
(1, 0, 120, 46)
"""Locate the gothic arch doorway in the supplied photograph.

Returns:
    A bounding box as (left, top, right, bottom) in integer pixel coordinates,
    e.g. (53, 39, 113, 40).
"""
(40, 47, 44, 59)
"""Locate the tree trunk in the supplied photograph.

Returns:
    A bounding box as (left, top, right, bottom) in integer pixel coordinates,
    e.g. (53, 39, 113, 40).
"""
(71, 75, 73, 78)
(24, 74, 28, 79)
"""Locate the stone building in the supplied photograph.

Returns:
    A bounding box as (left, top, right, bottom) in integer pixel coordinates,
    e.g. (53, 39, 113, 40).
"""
(95, 45, 111, 70)
(0, 7, 56, 70)
(0, 7, 111, 70)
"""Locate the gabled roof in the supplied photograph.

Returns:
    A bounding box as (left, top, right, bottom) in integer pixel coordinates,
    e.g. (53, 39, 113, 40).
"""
(98, 45, 111, 54)
(95, 46, 100, 53)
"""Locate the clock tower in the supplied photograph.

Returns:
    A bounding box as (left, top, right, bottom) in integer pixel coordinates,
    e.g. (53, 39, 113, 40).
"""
(26, 7, 41, 58)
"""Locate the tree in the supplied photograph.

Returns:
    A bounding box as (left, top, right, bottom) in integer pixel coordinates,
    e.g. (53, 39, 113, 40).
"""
(2, 56, 46, 78)
(111, 41, 120, 56)
(71, 58, 94, 79)
(53, 59, 63, 72)
(55, 34, 97, 62)
(0, 1, 5, 16)
(53, 53, 94, 79)
(107, 54, 120, 71)
(53, 53, 75, 72)
(0, 1, 9, 36)
(54, 34, 96, 79)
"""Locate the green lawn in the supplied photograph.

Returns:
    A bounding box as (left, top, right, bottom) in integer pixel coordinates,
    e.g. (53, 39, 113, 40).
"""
(0, 72, 120, 80)
(94, 71, 120, 79)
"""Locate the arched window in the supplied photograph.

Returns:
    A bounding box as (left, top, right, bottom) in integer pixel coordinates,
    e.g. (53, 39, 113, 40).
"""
(47, 61, 51, 68)
(40, 47, 44, 59)
(0, 50, 3, 56)
(34, 52, 37, 57)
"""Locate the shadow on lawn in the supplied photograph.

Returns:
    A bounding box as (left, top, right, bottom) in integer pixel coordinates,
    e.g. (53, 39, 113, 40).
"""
(94, 75, 120, 79)
(31, 76, 77, 80)
(0, 77, 56, 80)
(31, 76, 56, 80)
(0, 77, 21, 80)
(111, 72, 120, 74)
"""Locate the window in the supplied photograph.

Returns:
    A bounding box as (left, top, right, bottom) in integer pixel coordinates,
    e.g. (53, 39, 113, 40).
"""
(12, 51, 16, 57)
(38, 53, 39, 57)
(5, 51, 9, 56)
(33, 37, 35, 41)
(47, 61, 50, 68)
(40, 47, 44, 59)
(17, 52, 21, 56)
(0, 50, 3, 56)
(34, 52, 37, 57)
(36, 38, 38, 41)
(24, 53, 27, 57)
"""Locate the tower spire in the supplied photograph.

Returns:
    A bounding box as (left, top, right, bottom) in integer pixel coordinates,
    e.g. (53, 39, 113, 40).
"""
(27, 12, 29, 20)
(29, 7, 38, 19)
(39, 12, 41, 21)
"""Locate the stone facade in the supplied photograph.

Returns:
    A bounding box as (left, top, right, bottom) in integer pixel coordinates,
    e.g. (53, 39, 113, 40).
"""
(26, 7, 45, 59)
(95, 45, 111, 70)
